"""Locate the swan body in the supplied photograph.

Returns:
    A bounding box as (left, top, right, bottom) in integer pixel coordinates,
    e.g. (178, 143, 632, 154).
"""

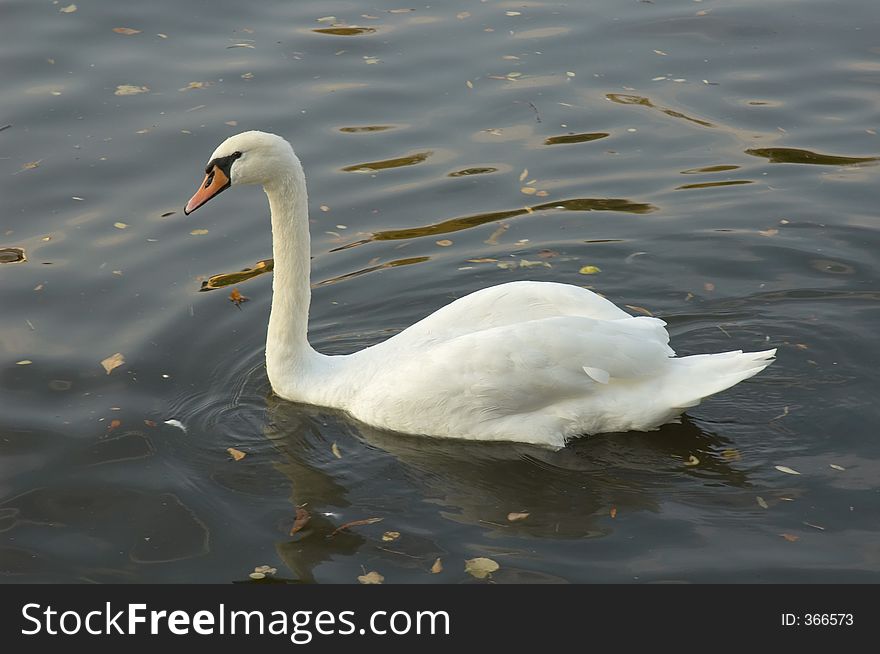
(185, 131, 775, 448)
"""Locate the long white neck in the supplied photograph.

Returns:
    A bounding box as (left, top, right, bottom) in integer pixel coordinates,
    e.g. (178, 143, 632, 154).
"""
(263, 155, 328, 398)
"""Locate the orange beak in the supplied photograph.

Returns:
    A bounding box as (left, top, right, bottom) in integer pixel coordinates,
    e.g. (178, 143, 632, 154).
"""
(184, 165, 231, 215)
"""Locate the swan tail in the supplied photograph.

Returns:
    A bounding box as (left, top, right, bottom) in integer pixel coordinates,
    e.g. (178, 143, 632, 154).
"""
(664, 348, 776, 408)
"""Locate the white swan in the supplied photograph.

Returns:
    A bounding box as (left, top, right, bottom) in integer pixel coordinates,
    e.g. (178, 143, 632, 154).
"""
(184, 131, 775, 448)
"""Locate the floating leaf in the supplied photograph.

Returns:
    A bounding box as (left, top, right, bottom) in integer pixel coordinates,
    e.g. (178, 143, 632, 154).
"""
(179, 81, 211, 91)
(759, 228, 779, 237)
(430, 558, 443, 574)
(22, 161, 41, 170)
(59, 4, 77, 13)
(328, 517, 383, 538)
(227, 447, 247, 461)
(16, 360, 32, 366)
(780, 533, 800, 542)
(775, 465, 801, 475)
(520, 186, 537, 195)
(289, 506, 311, 536)
(144, 419, 157, 427)
(609, 505, 617, 519)
(684, 455, 700, 466)
(113, 222, 128, 229)
(507, 512, 529, 522)
(756, 496, 769, 509)
(228, 288, 248, 307)
(163, 419, 186, 432)
(625, 305, 653, 316)
(465, 557, 499, 579)
(829, 464, 846, 471)
(381, 531, 400, 542)
(113, 27, 142, 35)
(579, 265, 601, 275)
(108, 419, 122, 432)
(435, 239, 453, 247)
(519, 168, 528, 182)
(190, 229, 209, 235)
(358, 571, 384, 584)
(100, 352, 125, 374)
(331, 442, 342, 459)
(249, 572, 265, 580)
(254, 565, 277, 575)
(115, 85, 149, 96)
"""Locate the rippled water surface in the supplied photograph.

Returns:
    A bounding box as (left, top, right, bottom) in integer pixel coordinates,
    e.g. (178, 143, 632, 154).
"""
(2, 0, 879, 583)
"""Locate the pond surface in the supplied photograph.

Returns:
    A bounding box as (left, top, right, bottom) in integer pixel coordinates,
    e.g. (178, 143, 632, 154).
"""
(1, 0, 879, 583)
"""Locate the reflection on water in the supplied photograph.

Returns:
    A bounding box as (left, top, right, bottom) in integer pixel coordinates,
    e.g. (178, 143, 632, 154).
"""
(745, 148, 878, 165)
(261, 397, 750, 582)
(606, 93, 715, 128)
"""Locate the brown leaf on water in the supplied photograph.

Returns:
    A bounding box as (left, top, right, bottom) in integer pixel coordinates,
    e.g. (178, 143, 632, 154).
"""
(108, 419, 121, 432)
(229, 288, 249, 307)
(780, 533, 800, 542)
(507, 512, 530, 522)
(610, 505, 618, 519)
(328, 517, 383, 538)
(484, 223, 509, 245)
(537, 249, 559, 259)
(113, 27, 142, 35)
(625, 304, 653, 316)
(358, 571, 384, 584)
(100, 352, 125, 374)
(227, 447, 247, 461)
(289, 506, 311, 536)
(430, 557, 443, 574)
(144, 419, 157, 427)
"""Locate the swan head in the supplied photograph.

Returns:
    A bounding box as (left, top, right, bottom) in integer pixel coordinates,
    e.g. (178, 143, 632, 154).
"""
(184, 131, 294, 214)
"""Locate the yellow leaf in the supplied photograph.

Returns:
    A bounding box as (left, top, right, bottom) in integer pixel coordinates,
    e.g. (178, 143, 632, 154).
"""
(357, 571, 384, 584)
(100, 352, 125, 375)
(16, 360, 32, 365)
(114, 85, 149, 96)
(625, 304, 653, 316)
(684, 455, 700, 466)
(430, 558, 443, 574)
(381, 531, 400, 542)
(520, 186, 537, 195)
(435, 239, 453, 247)
(464, 557, 499, 579)
(331, 442, 342, 459)
(227, 447, 247, 461)
(113, 222, 128, 229)
(190, 229, 209, 235)
(59, 4, 77, 13)
(579, 265, 601, 275)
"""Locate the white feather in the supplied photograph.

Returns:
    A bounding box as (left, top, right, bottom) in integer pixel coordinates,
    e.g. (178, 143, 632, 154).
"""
(192, 131, 776, 449)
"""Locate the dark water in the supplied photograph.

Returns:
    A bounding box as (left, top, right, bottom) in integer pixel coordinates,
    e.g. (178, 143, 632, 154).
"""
(2, 0, 879, 583)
